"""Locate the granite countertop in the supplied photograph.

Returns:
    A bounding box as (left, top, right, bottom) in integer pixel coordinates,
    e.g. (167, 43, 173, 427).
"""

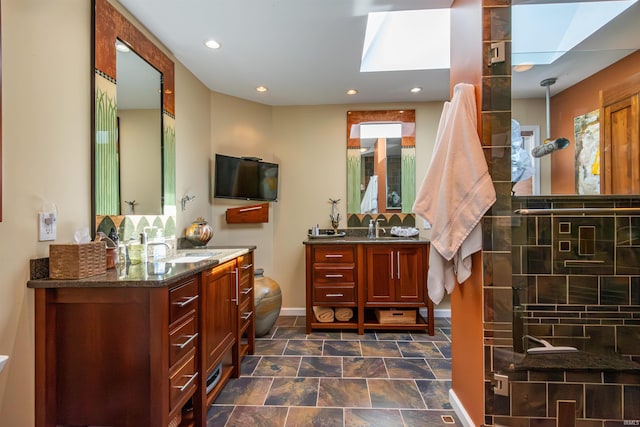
(27, 245, 255, 289)
(304, 230, 429, 245)
(515, 351, 640, 372)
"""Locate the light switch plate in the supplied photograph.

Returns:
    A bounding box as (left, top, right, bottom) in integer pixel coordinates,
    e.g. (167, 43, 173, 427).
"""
(38, 212, 57, 241)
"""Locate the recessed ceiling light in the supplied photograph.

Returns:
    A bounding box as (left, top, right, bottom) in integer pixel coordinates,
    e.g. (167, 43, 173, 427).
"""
(410, 87, 422, 93)
(256, 86, 268, 92)
(513, 63, 534, 72)
(115, 41, 130, 52)
(346, 89, 358, 95)
(205, 39, 221, 49)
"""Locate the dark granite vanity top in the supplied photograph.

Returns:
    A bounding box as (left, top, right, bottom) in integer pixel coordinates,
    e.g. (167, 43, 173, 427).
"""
(515, 351, 640, 372)
(27, 246, 255, 289)
(304, 230, 429, 245)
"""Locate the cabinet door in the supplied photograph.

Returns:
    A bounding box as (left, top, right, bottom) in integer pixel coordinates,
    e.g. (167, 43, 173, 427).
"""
(396, 246, 424, 303)
(365, 246, 394, 302)
(202, 261, 236, 374)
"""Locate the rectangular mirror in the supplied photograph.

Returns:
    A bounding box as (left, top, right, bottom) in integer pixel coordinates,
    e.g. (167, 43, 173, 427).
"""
(92, 0, 175, 231)
(346, 110, 416, 227)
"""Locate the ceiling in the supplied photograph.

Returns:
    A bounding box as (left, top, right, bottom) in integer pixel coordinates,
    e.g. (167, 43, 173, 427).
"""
(116, 0, 640, 106)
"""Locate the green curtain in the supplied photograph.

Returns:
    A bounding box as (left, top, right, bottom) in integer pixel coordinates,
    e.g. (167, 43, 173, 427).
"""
(401, 146, 416, 213)
(95, 74, 119, 215)
(163, 114, 176, 215)
(347, 148, 361, 214)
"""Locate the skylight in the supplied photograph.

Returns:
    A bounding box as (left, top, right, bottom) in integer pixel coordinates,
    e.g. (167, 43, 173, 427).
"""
(361, 9, 450, 73)
(512, 0, 637, 66)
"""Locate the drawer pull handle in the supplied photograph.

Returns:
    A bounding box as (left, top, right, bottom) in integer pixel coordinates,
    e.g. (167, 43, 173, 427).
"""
(173, 333, 198, 349)
(173, 372, 198, 392)
(325, 293, 344, 297)
(241, 287, 253, 295)
(239, 206, 262, 213)
(241, 263, 254, 270)
(173, 295, 198, 307)
(241, 311, 253, 320)
(325, 274, 344, 278)
(325, 254, 343, 258)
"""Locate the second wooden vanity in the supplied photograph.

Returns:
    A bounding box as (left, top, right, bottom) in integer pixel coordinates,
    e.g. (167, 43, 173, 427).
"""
(305, 237, 434, 335)
(28, 247, 254, 427)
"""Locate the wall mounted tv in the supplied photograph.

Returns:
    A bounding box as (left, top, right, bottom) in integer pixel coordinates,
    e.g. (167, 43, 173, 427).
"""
(213, 154, 279, 202)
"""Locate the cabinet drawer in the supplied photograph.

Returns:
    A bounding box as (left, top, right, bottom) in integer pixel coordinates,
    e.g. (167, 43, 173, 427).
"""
(238, 299, 254, 332)
(313, 266, 355, 284)
(169, 277, 199, 324)
(169, 315, 198, 368)
(313, 246, 355, 263)
(314, 286, 355, 303)
(169, 352, 198, 411)
(239, 283, 253, 306)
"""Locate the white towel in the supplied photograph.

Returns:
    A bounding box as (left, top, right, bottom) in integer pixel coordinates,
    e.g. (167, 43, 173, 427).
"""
(413, 83, 496, 304)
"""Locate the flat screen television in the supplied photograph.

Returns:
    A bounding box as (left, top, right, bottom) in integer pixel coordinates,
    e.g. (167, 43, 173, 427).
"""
(213, 154, 279, 202)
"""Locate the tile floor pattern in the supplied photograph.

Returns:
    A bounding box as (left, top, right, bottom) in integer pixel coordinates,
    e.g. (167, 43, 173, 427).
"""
(206, 316, 461, 427)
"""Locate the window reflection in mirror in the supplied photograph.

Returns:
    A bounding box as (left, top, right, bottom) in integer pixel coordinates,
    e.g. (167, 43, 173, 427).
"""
(511, 0, 640, 195)
(116, 44, 162, 215)
(347, 110, 416, 219)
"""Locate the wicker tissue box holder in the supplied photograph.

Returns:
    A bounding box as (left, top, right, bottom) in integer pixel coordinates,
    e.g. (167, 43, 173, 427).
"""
(49, 241, 106, 279)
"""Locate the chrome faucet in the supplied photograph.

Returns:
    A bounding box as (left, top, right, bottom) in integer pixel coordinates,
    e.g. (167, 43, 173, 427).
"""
(375, 219, 386, 238)
(147, 241, 172, 261)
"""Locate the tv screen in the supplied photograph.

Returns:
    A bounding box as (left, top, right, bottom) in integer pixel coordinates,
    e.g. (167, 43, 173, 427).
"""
(214, 154, 279, 202)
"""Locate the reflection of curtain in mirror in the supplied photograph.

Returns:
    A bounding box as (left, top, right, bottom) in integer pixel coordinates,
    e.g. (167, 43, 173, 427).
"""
(163, 114, 176, 215)
(402, 146, 416, 213)
(347, 148, 361, 213)
(95, 73, 120, 215)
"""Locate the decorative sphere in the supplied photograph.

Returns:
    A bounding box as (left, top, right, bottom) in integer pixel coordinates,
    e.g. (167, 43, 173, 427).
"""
(254, 270, 282, 337)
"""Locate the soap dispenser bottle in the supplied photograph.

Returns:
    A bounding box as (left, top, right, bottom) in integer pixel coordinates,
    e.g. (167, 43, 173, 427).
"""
(367, 219, 375, 238)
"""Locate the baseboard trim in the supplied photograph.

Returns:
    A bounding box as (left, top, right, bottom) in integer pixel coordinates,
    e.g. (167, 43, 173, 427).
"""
(281, 307, 452, 318)
(449, 389, 474, 427)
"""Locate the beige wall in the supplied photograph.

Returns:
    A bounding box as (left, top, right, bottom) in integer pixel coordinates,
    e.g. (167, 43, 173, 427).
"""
(0, 1, 449, 424)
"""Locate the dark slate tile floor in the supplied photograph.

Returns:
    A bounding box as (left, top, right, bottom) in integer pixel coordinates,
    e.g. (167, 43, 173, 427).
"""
(207, 316, 460, 427)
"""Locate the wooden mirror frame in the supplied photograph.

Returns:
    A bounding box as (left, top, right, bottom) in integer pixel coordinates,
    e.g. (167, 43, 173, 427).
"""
(91, 0, 175, 233)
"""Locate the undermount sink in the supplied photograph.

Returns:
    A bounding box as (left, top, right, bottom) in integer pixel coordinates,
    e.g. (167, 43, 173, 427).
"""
(171, 248, 246, 263)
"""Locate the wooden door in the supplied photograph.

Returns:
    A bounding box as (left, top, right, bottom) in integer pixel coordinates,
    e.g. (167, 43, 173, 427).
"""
(395, 246, 425, 303)
(365, 246, 394, 303)
(202, 261, 236, 376)
(601, 76, 640, 194)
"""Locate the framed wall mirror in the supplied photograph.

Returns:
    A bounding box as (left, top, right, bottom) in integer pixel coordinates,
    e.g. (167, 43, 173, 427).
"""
(92, 0, 175, 230)
(346, 110, 416, 226)
(511, 0, 640, 196)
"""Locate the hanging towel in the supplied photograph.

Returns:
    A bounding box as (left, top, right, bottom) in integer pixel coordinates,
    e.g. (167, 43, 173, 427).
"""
(312, 306, 335, 322)
(413, 83, 496, 304)
(334, 307, 353, 322)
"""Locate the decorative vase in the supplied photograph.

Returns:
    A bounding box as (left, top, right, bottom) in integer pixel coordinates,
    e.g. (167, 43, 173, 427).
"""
(254, 269, 282, 337)
(185, 217, 213, 246)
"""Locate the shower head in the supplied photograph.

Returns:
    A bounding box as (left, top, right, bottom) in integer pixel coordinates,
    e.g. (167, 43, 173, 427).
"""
(531, 137, 570, 158)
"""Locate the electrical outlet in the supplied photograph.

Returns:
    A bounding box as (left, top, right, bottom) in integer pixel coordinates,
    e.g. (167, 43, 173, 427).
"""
(38, 212, 57, 241)
(493, 373, 509, 396)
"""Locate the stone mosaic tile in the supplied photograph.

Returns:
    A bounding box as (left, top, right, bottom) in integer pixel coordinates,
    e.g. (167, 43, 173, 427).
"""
(360, 340, 401, 357)
(284, 340, 323, 356)
(342, 357, 388, 379)
(416, 380, 453, 409)
(255, 340, 288, 356)
(214, 377, 273, 405)
(317, 378, 370, 408)
(272, 326, 307, 340)
(511, 382, 546, 417)
(585, 384, 622, 419)
(367, 379, 425, 409)
(323, 340, 362, 356)
(241, 355, 261, 375)
(384, 358, 435, 380)
(265, 377, 319, 406)
(547, 383, 584, 417)
(344, 408, 404, 427)
(253, 356, 301, 377)
(284, 407, 343, 427)
(206, 404, 234, 427)
(397, 342, 442, 358)
(427, 359, 452, 380)
(341, 331, 377, 341)
(410, 330, 450, 342)
(298, 356, 343, 378)
(307, 331, 342, 340)
(374, 331, 414, 341)
(223, 406, 288, 427)
(434, 342, 452, 359)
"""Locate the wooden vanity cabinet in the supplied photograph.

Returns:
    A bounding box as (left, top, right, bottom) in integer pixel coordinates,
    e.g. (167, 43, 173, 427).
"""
(305, 244, 360, 333)
(305, 242, 434, 335)
(234, 252, 255, 371)
(34, 275, 200, 427)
